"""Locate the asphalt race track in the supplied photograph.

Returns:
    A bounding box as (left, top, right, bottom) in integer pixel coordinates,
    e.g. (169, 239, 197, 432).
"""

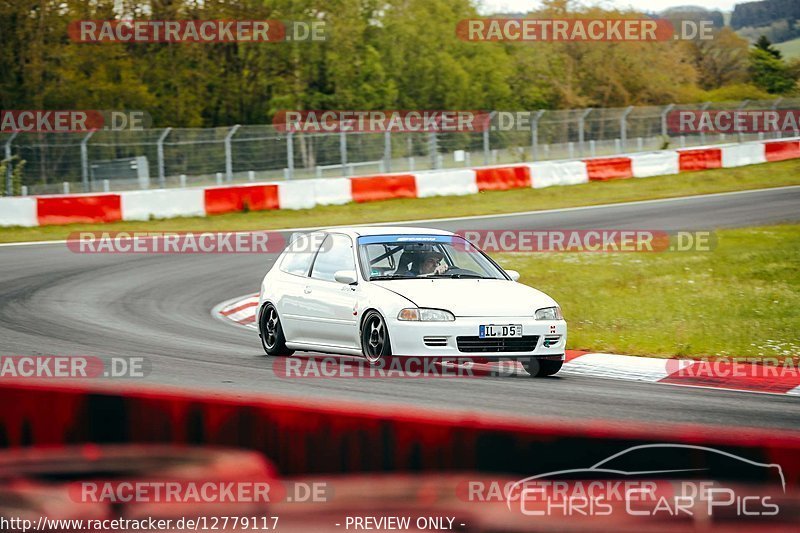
(1, 186, 799, 430)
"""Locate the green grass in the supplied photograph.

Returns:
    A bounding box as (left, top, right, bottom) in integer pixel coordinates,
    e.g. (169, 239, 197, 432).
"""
(495, 224, 800, 360)
(1, 158, 800, 244)
(775, 36, 800, 60)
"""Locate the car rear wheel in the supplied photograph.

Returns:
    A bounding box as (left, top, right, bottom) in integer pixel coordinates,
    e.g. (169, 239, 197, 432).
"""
(259, 303, 294, 357)
(521, 357, 563, 377)
(361, 310, 392, 365)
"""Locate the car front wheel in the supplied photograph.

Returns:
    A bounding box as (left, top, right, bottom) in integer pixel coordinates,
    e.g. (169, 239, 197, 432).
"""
(259, 303, 294, 357)
(361, 310, 392, 365)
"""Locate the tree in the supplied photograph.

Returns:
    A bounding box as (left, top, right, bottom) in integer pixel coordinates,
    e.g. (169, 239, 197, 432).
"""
(749, 48, 797, 94)
(685, 27, 750, 90)
(755, 35, 782, 59)
(2, 0, 786, 128)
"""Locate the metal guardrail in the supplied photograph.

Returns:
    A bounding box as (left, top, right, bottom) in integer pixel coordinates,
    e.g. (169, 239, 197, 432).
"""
(3, 98, 799, 195)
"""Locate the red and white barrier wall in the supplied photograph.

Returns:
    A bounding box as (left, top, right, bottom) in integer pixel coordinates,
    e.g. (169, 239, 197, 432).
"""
(1, 138, 798, 227)
(1, 380, 799, 485)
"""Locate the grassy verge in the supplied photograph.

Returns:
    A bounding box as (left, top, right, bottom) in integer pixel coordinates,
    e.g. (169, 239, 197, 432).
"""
(495, 224, 800, 360)
(1, 158, 800, 244)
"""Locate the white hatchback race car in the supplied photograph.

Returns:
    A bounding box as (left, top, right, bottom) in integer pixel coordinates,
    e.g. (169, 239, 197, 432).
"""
(257, 227, 566, 376)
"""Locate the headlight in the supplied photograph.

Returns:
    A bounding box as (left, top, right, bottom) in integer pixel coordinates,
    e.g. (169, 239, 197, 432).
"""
(535, 306, 563, 320)
(397, 308, 455, 321)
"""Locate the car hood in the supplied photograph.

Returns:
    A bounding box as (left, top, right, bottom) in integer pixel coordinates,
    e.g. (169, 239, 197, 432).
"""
(371, 278, 557, 317)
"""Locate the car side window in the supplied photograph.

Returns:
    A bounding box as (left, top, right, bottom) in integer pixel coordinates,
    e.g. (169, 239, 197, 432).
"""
(311, 234, 355, 282)
(279, 232, 323, 276)
(447, 245, 484, 272)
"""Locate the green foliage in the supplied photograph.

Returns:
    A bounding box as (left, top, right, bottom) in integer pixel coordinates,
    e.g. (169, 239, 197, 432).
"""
(0, 156, 26, 196)
(0, 0, 795, 126)
(749, 47, 798, 94)
(755, 35, 782, 59)
(676, 83, 773, 103)
(499, 224, 800, 359)
(0, 0, 709, 126)
(684, 27, 750, 90)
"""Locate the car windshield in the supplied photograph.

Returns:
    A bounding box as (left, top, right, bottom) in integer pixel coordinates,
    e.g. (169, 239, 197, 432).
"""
(357, 234, 506, 281)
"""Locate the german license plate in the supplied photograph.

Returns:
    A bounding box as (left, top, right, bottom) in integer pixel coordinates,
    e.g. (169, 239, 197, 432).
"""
(479, 324, 523, 338)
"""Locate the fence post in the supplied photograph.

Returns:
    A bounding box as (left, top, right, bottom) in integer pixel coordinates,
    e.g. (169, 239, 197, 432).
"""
(531, 110, 545, 161)
(771, 98, 783, 139)
(578, 108, 592, 157)
(4, 132, 18, 196)
(339, 130, 348, 176)
(734, 100, 749, 143)
(384, 131, 392, 172)
(483, 111, 496, 166)
(157, 127, 171, 188)
(699, 102, 711, 145)
(286, 132, 294, 179)
(429, 131, 438, 169)
(660, 103, 675, 139)
(620, 106, 633, 152)
(80, 130, 96, 193)
(224, 124, 240, 182)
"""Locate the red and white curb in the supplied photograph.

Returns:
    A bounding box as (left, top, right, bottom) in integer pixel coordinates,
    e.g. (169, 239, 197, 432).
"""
(214, 294, 800, 396)
(212, 294, 260, 329)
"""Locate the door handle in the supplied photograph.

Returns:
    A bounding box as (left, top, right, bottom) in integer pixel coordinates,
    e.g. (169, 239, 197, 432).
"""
(303, 286, 312, 294)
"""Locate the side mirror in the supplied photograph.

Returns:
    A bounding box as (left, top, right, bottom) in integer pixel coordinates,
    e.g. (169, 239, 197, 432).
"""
(506, 269, 520, 282)
(334, 270, 358, 285)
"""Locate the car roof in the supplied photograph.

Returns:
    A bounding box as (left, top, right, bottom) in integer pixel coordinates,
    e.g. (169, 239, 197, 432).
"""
(323, 226, 455, 238)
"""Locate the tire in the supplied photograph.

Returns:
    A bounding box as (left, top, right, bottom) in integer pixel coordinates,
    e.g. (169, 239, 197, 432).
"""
(521, 357, 563, 377)
(360, 310, 392, 365)
(259, 303, 294, 357)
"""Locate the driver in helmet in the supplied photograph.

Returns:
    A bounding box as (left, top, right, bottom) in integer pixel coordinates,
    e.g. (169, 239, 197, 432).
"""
(416, 251, 448, 276)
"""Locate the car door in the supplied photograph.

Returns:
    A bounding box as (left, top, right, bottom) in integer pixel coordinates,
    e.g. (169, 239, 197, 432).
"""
(275, 231, 325, 343)
(301, 233, 361, 349)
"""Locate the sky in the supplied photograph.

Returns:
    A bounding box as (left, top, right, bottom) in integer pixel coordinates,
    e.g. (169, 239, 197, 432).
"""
(479, 0, 743, 14)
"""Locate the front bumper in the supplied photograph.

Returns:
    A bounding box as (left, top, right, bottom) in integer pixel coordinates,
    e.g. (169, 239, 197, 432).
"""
(388, 315, 567, 360)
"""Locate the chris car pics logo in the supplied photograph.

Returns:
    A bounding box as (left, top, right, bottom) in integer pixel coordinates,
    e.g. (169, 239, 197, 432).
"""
(503, 444, 784, 519)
